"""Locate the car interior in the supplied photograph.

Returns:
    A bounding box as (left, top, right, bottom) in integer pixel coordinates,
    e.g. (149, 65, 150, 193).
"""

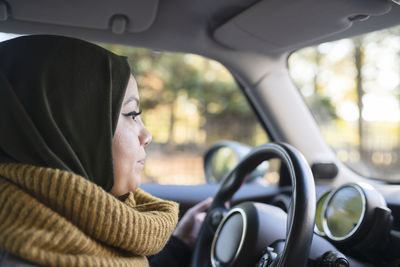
(1, 0, 400, 266)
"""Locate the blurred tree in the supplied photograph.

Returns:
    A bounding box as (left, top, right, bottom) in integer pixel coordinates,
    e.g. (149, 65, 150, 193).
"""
(99, 44, 263, 150)
(353, 37, 366, 161)
(289, 25, 400, 182)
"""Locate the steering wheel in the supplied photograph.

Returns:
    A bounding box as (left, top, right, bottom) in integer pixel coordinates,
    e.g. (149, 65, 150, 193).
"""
(191, 143, 316, 267)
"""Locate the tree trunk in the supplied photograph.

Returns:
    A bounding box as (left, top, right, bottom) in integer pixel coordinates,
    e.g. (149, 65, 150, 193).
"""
(354, 38, 366, 161)
(166, 99, 176, 153)
(313, 47, 321, 93)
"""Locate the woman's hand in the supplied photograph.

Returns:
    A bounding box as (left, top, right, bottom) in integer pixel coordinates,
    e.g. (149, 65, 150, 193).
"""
(172, 197, 213, 249)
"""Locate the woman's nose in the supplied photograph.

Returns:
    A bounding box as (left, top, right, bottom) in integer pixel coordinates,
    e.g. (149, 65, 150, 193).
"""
(140, 125, 152, 147)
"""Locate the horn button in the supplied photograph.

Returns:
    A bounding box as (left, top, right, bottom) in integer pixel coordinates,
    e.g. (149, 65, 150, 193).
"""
(211, 202, 287, 267)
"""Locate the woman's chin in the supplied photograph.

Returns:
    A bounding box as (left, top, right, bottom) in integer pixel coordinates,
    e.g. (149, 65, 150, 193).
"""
(129, 174, 141, 190)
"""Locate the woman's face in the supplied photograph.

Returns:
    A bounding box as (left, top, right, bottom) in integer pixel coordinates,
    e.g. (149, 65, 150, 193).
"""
(110, 75, 152, 196)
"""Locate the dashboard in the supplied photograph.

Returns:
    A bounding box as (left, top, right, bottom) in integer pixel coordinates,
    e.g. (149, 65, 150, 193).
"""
(143, 181, 400, 266)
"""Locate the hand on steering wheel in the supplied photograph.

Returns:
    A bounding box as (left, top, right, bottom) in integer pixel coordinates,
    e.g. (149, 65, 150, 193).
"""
(173, 197, 213, 248)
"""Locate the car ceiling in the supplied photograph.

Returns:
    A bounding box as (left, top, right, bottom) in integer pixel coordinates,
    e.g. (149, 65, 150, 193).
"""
(1, 0, 400, 57)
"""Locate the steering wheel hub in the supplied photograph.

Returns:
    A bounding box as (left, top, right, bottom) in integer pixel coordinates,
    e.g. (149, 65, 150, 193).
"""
(212, 209, 245, 266)
(211, 202, 287, 267)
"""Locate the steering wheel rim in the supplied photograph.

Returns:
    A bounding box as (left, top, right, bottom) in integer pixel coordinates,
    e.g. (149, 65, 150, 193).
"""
(191, 142, 316, 267)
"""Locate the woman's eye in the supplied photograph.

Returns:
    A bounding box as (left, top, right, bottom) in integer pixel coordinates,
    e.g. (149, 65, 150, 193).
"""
(122, 110, 142, 121)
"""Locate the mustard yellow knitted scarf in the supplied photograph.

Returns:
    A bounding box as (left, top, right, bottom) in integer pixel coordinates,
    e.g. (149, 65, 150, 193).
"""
(0, 163, 179, 267)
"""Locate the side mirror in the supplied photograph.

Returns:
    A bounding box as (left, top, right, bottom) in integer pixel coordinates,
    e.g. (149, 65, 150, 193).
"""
(204, 141, 268, 184)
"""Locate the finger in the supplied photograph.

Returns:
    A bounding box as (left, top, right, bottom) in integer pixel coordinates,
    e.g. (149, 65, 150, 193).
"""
(195, 212, 207, 223)
(224, 200, 230, 209)
(190, 197, 213, 213)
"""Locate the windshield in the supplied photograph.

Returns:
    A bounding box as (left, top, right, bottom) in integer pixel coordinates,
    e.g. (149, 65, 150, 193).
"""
(289, 25, 400, 183)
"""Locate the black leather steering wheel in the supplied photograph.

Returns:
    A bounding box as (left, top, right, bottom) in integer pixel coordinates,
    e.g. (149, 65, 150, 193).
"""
(191, 142, 316, 267)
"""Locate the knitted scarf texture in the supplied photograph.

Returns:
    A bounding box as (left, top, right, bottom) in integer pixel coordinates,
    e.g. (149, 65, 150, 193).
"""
(0, 163, 179, 266)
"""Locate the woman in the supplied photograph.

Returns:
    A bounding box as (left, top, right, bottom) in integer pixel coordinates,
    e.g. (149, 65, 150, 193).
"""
(0, 35, 211, 266)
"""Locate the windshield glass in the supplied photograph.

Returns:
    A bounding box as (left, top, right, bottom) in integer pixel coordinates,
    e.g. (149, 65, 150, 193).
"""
(289, 25, 400, 183)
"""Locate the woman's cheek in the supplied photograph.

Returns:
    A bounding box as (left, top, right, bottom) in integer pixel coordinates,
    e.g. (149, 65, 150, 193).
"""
(121, 124, 140, 153)
(117, 122, 142, 171)
(111, 115, 143, 195)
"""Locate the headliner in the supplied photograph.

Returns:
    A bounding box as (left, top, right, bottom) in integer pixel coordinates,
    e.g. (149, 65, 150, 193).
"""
(0, 0, 399, 58)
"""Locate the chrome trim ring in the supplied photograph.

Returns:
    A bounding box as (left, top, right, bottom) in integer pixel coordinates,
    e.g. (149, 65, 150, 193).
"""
(322, 183, 367, 242)
(314, 188, 333, 236)
(211, 208, 247, 267)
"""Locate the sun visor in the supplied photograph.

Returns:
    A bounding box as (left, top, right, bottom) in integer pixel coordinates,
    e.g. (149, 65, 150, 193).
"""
(4, 0, 159, 33)
(214, 0, 392, 54)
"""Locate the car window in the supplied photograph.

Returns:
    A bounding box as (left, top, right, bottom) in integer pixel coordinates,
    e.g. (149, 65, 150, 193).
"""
(288, 25, 400, 183)
(99, 44, 273, 185)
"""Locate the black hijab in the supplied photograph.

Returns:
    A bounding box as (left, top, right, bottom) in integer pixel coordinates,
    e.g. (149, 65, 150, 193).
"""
(0, 35, 130, 191)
